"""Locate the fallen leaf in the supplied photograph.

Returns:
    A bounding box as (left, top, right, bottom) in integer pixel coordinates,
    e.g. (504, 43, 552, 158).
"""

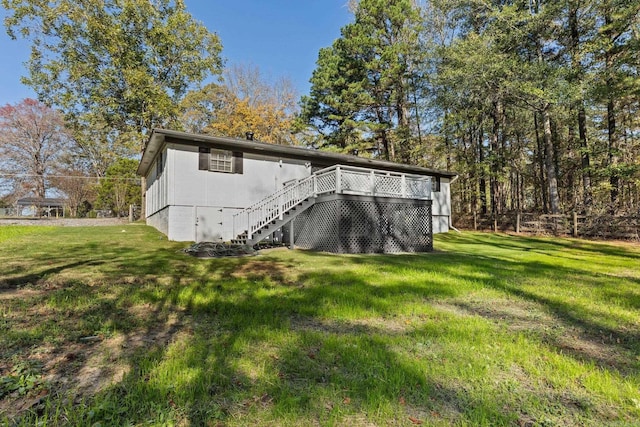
(343, 397, 351, 405)
(399, 396, 406, 405)
(408, 416, 423, 425)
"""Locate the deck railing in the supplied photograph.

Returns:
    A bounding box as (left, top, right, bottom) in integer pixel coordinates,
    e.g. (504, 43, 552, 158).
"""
(233, 164, 432, 240)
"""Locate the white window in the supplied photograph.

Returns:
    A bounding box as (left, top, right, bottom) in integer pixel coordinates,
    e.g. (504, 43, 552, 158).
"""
(199, 147, 243, 174)
(209, 149, 233, 173)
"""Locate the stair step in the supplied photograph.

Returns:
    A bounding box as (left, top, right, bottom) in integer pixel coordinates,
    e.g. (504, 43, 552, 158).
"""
(235, 193, 316, 247)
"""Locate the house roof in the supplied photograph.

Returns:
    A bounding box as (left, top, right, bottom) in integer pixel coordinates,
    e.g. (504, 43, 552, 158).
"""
(17, 198, 66, 207)
(138, 128, 457, 179)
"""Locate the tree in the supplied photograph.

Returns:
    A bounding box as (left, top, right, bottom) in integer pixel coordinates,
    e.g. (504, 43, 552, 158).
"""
(300, 0, 425, 160)
(431, 0, 640, 217)
(50, 169, 97, 218)
(2, 0, 223, 176)
(0, 99, 72, 199)
(96, 158, 140, 217)
(181, 64, 299, 145)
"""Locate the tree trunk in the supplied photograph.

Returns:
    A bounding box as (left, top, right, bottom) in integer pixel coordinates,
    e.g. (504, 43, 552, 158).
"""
(534, 112, 547, 212)
(578, 105, 591, 210)
(543, 105, 560, 214)
(478, 126, 487, 215)
(607, 97, 619, 213)
(604, 7, 619, 214)
(568, 1, 592, 211)
(490, 101, 500, 215)
(396, 82, 411, 163)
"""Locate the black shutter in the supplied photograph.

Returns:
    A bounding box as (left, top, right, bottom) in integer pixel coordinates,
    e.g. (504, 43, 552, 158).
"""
(198, 147, 210, 170)
(233, 151, 243, 174)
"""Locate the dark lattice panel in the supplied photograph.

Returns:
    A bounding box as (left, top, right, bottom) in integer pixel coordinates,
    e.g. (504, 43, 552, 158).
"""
(301, 199, 341, 252)
(281, 208, 311, 244)
(295, 196, 432, 253)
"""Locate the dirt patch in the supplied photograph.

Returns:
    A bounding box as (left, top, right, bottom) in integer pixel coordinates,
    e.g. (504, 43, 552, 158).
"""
(0, 288, 47, 301)
(0, 306, 186, 422)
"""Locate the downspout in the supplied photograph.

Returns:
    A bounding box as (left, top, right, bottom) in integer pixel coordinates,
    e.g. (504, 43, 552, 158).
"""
(448, 175, 461, 233)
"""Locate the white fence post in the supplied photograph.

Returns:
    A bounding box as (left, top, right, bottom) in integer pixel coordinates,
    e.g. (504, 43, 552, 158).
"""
(336, 166, 342, 193)
(370, 171, 375, 195)
(313, 175, 317, 197)
(401, 175, 407, 198)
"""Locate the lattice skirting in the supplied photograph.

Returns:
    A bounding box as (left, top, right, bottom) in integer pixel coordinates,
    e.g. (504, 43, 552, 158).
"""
(292, 194, 433, 253)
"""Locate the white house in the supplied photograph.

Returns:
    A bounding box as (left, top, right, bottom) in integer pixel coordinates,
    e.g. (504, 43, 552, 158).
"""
(137, 129, 457, 253)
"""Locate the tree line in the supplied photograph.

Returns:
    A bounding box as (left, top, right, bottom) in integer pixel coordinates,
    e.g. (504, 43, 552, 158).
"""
(299, 0, 639, 216)
(1, 0, 638, 218)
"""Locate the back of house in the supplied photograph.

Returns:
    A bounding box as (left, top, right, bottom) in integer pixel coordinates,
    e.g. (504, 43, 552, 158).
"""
(137, 129, 456, 253)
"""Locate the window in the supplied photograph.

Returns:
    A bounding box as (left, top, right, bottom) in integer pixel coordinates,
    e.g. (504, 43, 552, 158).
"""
(155, 151, 164, 176)
(199, 147, 243, 174)
(209, 149, 233, 172)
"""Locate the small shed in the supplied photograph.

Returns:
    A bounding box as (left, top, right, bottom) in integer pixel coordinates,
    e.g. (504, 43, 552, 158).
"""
(16, 198, 66, 217)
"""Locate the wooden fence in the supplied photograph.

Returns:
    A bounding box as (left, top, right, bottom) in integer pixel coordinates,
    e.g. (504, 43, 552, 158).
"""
(454, 212, 640, 240)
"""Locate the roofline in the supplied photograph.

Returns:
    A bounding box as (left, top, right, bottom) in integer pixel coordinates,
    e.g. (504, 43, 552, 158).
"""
(137, 128, 458, 178)
(16, 197, 66, 207)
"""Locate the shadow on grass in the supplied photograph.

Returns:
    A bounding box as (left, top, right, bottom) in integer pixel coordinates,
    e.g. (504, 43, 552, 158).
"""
(2, 228, 639, 425)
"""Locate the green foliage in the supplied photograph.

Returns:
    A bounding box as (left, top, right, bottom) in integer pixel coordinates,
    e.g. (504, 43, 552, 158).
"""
(96, 158, 139, 217)
(299, 0, 640, 215)
(181, 64, 300, 145)
(0, 363, 41, 398)
(429, 0, 640, 215)
(2, 0, 223, 176)
(300, 0, 425, 161)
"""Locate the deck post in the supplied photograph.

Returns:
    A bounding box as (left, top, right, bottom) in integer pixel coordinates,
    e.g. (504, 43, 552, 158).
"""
(289, 220, 295, 249)
(336, 166, 342, 193)
(370, 171, 375, 195)
(401, 175, 407, 198)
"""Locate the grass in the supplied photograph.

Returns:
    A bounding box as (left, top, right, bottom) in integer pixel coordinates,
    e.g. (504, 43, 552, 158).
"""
(0, 224, 639, 426)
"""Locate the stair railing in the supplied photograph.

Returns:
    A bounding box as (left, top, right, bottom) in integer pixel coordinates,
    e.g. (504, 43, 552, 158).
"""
(233, 173, 317, 240)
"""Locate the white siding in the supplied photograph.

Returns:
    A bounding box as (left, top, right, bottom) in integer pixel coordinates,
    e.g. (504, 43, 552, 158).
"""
(145, 147, 169, 216)
(168, 205, 196, 242)
(147, 206, 169, 236)
(169, 144, 310, 209)
(158, 144, 310, 242)
(431, 178, 451, 233)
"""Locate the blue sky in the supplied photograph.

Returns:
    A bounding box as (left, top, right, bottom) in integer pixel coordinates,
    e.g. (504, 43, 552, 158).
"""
(0, 1, 352, 105)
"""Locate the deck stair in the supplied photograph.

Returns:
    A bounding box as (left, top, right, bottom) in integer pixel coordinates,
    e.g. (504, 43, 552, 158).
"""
(232, 165, 432, 247)
(231, 197, 315, 246)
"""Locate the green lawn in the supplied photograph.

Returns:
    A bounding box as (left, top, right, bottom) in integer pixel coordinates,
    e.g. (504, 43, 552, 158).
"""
(1, 225, 639, 426)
